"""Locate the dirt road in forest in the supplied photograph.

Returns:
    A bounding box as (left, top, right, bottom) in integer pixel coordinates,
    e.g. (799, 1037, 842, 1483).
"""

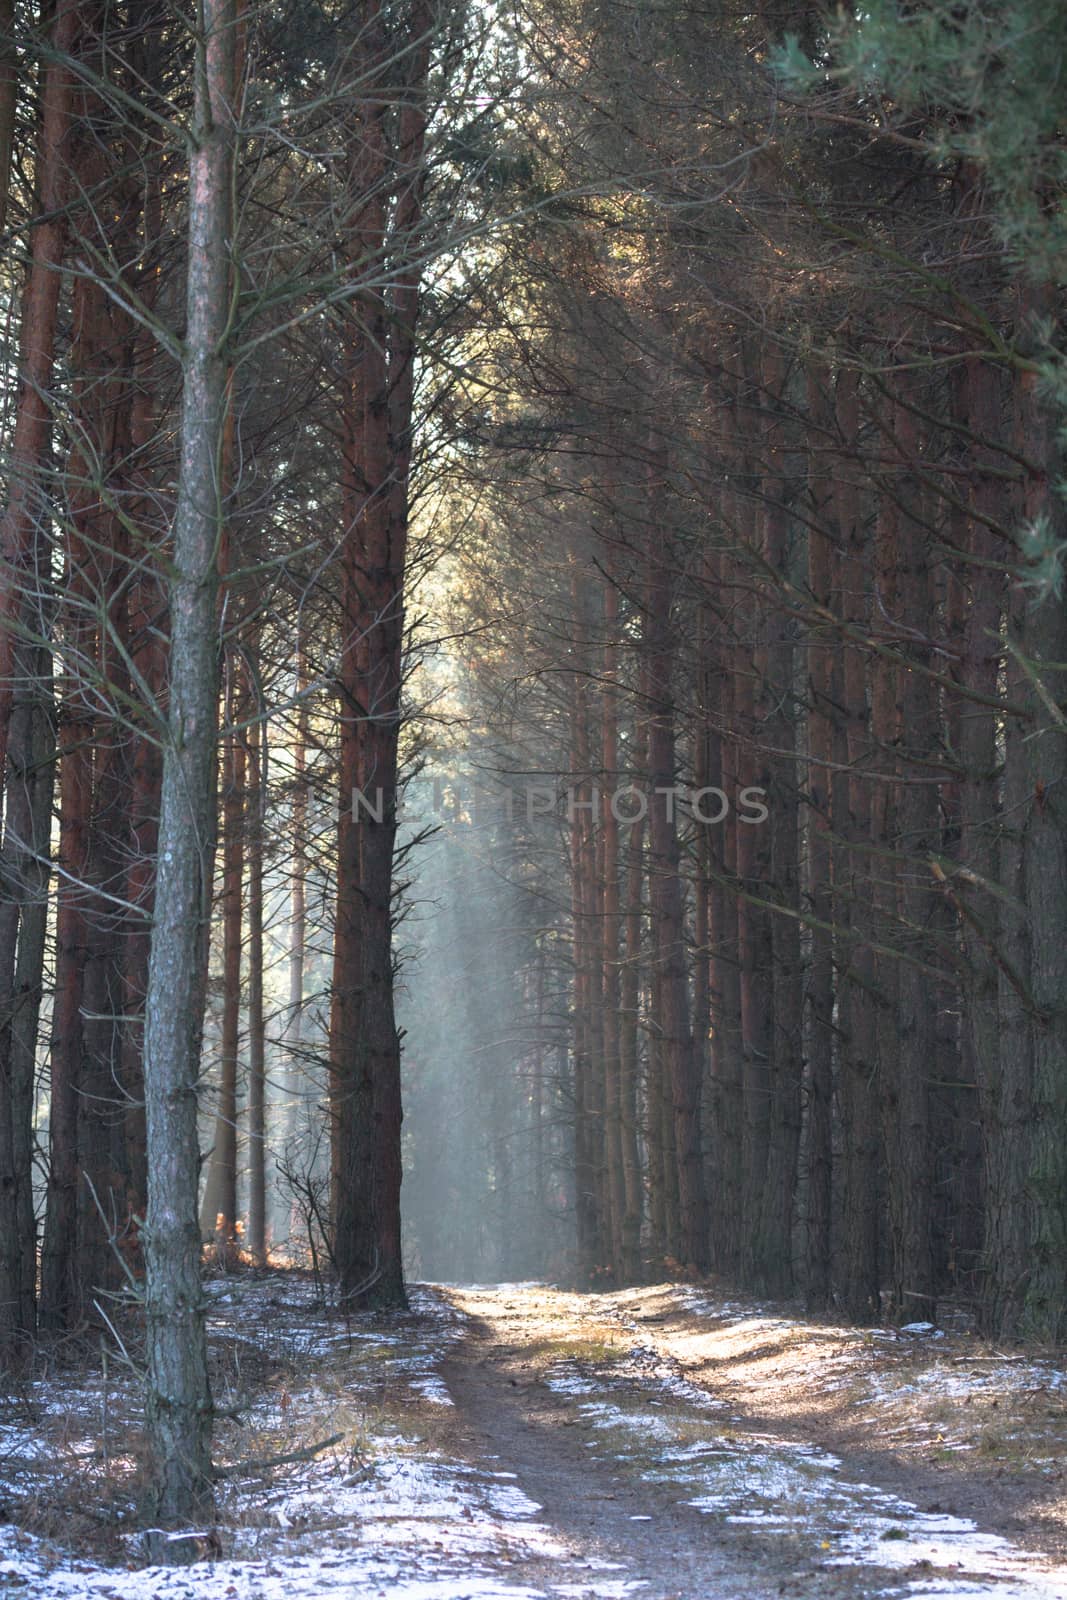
(4, 1275, 1067, 1599)
(439, 1282, 1067, 1600)
(442, 1297, 778, 1600)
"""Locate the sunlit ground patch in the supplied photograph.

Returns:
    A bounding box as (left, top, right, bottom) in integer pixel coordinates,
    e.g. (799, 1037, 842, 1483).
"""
(537, 1305, 1067, 1600)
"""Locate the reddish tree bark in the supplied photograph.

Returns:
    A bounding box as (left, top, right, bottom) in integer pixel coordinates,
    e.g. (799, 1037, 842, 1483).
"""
(755, 353, 802, 1296)
(729, 392, 775, 1285)
(703, 539, 744, 1279)
(120, 156, 166, 1231)
(802, 367, 838, 1309)
(954, 356, 1025, 1335)
(835, 366, 881, 1322)
(618, 693, 647, 1278)
(600, 573, 627, 1278)
(643, 454, 707, 1274)
(0, 0, 78, 796)
(885, 382, 936, 1322)
(331, 0, 432, 1306)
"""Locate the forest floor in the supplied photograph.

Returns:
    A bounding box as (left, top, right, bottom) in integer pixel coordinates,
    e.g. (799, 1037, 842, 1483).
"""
(0, 1272, 1065, 1599)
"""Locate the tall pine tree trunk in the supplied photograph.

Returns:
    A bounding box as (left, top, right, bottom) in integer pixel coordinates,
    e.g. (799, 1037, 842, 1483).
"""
(142, 0, 237, 1523)
(331, 2, 430, 1305)
(0, 0, 77, 797)
(706, 544, 744, 1277)
(0, 636, 54, 1362)
(282, 628, 308, 1153)
(803, 367, 838, 1308)
(756, 356, 802, 1295)
(199, 662, 245, 1248)
(836, 367, 881, 1321)
(619, 704, 647, 1278)
(246, 678, 267, 1265)
(601, 573, 627, 1278)
(884, 384, 935, 1321)
(644, 458, 707, 1273)
(1016, 294, 1067, 1340)
(120, 155, 165, 1232)
(734, 539, 774, 1278)
(0, 0, 79, 1364)
(569, 648, 598, 1278)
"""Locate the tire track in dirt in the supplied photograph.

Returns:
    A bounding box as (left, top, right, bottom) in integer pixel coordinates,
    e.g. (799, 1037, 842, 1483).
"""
(440, 1286, 895, 1600)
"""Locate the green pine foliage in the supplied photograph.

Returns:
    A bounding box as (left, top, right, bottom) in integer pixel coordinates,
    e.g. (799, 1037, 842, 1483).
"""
(775, 2, 1067, 282)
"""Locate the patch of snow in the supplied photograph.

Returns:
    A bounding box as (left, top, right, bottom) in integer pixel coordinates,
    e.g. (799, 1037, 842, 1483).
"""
(551, 1583, 648, 1597)
(575, 1403, 677, 1443)
(487, 1485, 542, 1520)
(0, 1526, 551, 1600)
(411, 1375, 454, 1406)
(544, 1366, 596, 1397)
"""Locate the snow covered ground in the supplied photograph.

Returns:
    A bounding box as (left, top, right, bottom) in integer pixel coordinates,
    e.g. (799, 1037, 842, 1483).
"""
(0, 1278, 637, 1599)
(1, 1275, 1066, 1599)
(538, 1330, 1067, 1600)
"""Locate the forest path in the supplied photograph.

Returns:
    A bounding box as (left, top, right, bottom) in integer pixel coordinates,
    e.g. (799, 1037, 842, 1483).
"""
(441, 1287, 780, 1600)
(4, 1275, 1066, 1600)
(439, 1282, 1067, 1600)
